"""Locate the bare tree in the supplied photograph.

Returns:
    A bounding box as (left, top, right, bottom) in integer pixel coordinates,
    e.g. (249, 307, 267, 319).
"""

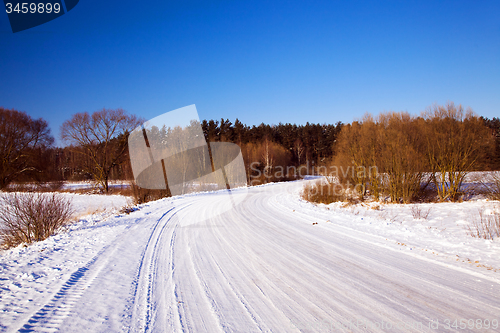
(0, 107, 54, 189)
(293, 138, 304, 165)
(262, 137, 274, 180)
(377, 112, 427, 203)
(422, 103, 491, 201)
(334, 116, 377, 199)
(60, 108, 141, 192)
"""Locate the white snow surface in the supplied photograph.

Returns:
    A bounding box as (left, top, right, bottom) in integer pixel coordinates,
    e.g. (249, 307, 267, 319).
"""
(0, 181, 499, 332)
(61, 181, 131, 191)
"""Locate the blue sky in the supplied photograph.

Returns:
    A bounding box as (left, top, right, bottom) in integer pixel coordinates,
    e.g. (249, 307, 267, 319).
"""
(1, 0, 499, 146)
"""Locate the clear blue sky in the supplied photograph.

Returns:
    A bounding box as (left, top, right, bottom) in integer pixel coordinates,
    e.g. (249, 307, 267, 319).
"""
(1, 0, 499, 146)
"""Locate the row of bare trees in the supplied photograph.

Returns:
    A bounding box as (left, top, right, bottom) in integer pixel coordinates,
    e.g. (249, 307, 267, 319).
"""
(333, 103, 493, 202)
(0, 107, 140, 192)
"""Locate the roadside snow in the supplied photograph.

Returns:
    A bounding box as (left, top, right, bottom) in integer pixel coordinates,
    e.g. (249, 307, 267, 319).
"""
(65, 193, 132, 218)
(285, 179, 500, 274)
(0, 193, 131, 331)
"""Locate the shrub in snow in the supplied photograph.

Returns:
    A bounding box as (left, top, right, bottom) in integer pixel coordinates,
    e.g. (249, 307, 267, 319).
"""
(410, 205, 431, 220)
(466, 207, 500, 240)
(484, 173, 500, 201)
(131, 182, 171, 204)
(301, 179, 356, 204)
(0, 192, 73, 249)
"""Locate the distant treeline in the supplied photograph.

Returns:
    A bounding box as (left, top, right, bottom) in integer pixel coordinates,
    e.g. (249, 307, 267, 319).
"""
(1, 105, 499, 192)
(200, 119, 343, 183)
(40, 119, 344, 185)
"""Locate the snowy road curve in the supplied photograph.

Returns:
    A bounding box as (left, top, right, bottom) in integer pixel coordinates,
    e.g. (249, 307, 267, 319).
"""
(4, 182, 500, 332)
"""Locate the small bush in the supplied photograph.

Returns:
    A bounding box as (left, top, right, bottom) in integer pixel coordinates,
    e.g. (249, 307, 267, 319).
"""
(120, 206, 139, 214)
(131, 182, 171, 204)
(466, 207, 500, 240)
(0, 192, 73, 249)
(410, 205, 431, 219)
(483, 173, 500, 201)
(108, 185, 134, 196)
(301, 180, 347, 204)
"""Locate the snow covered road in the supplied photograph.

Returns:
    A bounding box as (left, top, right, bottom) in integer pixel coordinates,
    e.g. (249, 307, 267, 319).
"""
(1, 182, 500, 332)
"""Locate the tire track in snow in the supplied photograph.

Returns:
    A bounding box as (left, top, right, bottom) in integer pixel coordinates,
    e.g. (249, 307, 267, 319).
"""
(198, 195, 271, 332)
(165, 195, 241, 333)
(268, 187, 500, 313)
(128, 207, 175, 333)
(184, 237, 228, 332)
(15, 243, 121, 333)
(214, 195, 372, 331)
(182, 183, 500, 332)
(262, 183, 500, 329)
(128, 203, 192, 333)
(8, 182, 500, 332)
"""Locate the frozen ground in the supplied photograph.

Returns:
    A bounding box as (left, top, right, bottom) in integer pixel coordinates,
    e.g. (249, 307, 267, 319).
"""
(0, 180, 499, 332)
